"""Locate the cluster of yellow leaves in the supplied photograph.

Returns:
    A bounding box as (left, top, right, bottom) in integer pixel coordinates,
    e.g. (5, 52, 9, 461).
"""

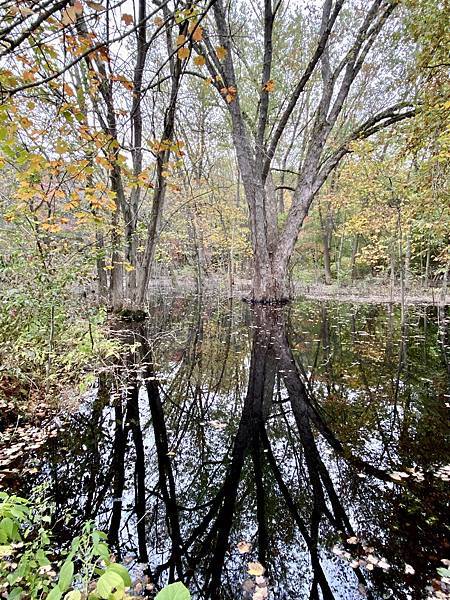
(149, 138, 185, 157)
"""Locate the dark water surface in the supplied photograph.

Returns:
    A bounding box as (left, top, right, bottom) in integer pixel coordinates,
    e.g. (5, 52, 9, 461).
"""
(22, 297, 450, 599)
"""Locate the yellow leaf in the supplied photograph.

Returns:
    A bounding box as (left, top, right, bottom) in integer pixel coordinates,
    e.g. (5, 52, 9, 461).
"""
(247, 562, 265, 576)
(215, 46, 228, 61)
(178, 47, 190, 60)
(56, 140, 69, 154)
(194, 55, 206, 67)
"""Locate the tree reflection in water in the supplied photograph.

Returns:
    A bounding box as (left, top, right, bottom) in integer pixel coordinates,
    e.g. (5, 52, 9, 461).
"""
(25, 299, 449, 600)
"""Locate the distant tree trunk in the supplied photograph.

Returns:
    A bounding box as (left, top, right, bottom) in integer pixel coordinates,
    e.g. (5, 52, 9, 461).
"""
(424, 235, 431, 287)
(389, 244, 396, 301)
(319, 201, 333, 285)
(350, 235, 359, 282)
(95, 231, 108, 299)
(404, 231, 411, 290)
(138, 7, 185, 305)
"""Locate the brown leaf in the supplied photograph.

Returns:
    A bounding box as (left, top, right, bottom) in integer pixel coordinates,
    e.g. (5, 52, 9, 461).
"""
(86, 1, 105, 12)
(121, 13, 133, 26)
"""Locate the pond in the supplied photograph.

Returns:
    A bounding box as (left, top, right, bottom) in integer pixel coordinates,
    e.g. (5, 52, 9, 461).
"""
(20, 297, 450, 599)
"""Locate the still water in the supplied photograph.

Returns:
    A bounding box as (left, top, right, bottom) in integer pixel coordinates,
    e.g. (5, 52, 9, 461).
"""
(22, 297, 450, 599)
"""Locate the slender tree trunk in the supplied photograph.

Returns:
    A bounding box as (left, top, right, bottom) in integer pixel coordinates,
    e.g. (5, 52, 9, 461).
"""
(95, 231, 108, 299)
(350, 234, 359, 282)
(424, 235, 431, 287)
(404, 231, 411, 291)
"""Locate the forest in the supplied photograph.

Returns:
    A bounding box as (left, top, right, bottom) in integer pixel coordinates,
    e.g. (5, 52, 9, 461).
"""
(0, 0, 449, 599)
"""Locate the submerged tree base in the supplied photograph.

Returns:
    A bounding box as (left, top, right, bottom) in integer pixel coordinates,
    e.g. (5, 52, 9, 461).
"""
(243, 296, 291, 306)
(114, 307, 148, 322)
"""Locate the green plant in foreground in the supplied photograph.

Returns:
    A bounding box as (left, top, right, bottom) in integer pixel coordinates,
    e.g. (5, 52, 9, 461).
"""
(0, 492, 191, 600)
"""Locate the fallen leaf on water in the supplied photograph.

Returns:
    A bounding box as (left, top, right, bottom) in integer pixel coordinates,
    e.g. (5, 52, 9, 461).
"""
(247, 562, 265, 576)
(237, 541, 252, 554)
(253, 587, 268, 600)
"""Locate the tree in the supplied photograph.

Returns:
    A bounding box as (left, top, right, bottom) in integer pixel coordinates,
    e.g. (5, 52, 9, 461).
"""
(193, 0, 414, 302)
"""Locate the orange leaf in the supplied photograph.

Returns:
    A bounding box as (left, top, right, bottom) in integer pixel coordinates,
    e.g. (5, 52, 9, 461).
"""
(176, 34, 186, 46)
(192, 26, 203, 42)
(263, 79, 275, 92)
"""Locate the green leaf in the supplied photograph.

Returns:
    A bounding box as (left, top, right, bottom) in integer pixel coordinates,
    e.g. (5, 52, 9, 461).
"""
(36, 548, 51, 566)
(7, 587, 24, 600)
(58, 560, 74, 593)
(155, 582, 191, 600)
(93, 542, 110, 560)
(437, 567, 450, 577)
(47, 585, 63, 600)
(106, 564, 132, 588)
(95, 571, 124, 599)
(64, 591, 81, 600)
(0, 517, 15, 540)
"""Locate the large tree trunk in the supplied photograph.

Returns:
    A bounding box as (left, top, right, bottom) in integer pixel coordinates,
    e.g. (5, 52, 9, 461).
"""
(251, 256, 290, 304)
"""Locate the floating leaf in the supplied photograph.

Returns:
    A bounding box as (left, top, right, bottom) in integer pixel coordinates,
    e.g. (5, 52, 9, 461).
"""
(247, 562, 265, 576)
(237, 541, 252, 554)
